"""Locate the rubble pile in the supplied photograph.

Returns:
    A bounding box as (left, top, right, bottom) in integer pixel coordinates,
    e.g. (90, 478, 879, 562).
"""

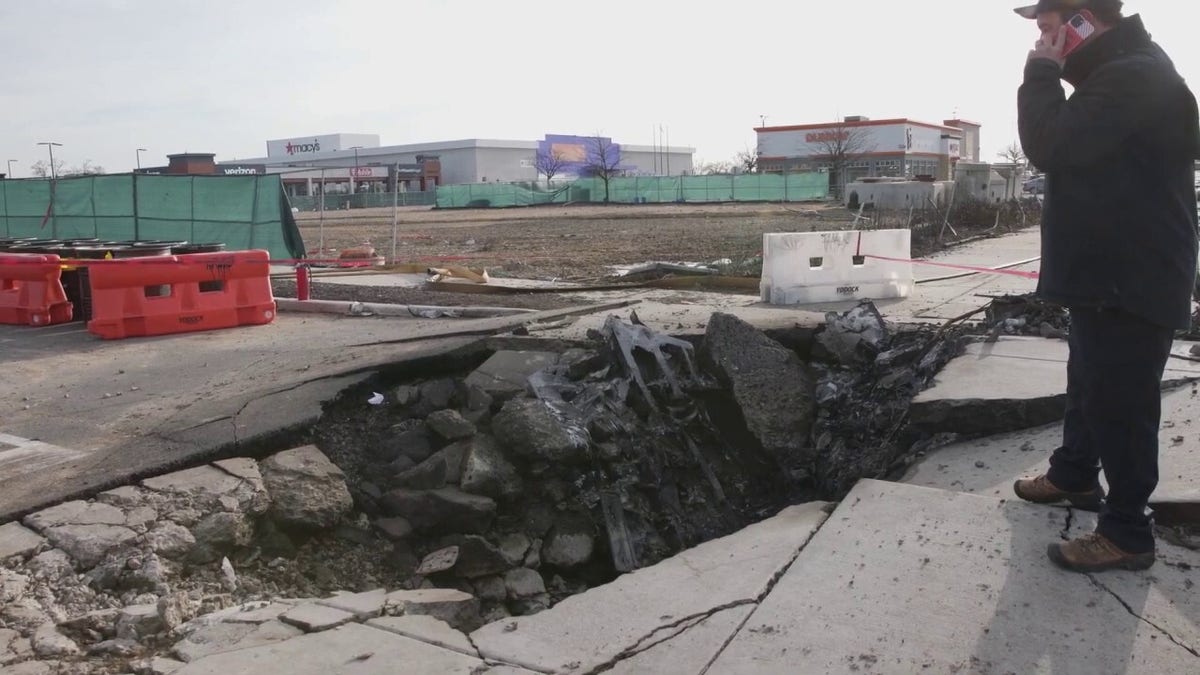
(314, 302, 966, 606)
(977, 293, 1069, 340)
(0, 304, 966, 673)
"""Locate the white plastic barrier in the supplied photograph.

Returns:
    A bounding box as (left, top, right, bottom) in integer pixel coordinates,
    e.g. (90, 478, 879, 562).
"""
(760, 229, 914, 305)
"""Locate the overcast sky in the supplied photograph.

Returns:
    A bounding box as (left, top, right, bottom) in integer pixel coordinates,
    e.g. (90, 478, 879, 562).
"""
(2, 0, 1195, 175)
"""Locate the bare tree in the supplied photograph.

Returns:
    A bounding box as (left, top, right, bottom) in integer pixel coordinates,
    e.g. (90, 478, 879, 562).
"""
(30, 158, 65, 178)
(997, 141, 1026, 168)
(533, 148, 568, 184)
(30, 158, 105, 178)
(809, 123, 876, 197)
(736, 147, 759, 174)
(62, 160, 105, 177)
(695, 159, 735, 175)
(582, 135, 623, 203)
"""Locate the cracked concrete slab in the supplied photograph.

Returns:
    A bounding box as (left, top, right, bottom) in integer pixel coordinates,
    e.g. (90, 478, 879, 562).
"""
(904, 384, 1200, 506)
(0, 313, 486, 521)
(469, 502, 830, 674)
(910, 336, 1200, 436)
(710, 479, 1200, 673)
(1068, 510, 1200, 657)
(607, 604, 754, 675)
(173, 622, 488, 674)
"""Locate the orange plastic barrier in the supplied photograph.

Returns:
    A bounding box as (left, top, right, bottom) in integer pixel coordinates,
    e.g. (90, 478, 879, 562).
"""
(86, 250, 276, 340)
(0, 253, 73, 326)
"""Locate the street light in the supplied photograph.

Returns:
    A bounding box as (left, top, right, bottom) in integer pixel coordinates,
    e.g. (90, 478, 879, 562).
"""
(37, 141, 62, 179)
(759, 115, 768, 128)
(6, 159, 15, 178)
(136, 148, 147, 171)
(349, 146, 363, 193)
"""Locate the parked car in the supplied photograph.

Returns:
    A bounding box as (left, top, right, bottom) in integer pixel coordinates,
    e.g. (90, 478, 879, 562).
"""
(1023, 176, 1045, 194)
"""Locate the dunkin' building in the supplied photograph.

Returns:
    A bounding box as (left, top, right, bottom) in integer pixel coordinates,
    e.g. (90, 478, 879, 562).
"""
(755, 116, 982, 189)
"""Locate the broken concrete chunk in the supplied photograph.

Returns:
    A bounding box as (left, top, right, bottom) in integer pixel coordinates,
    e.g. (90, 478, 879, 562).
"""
(279, 603, 356, 633)
(438, 535, 509, 579)
(459, 435, 523, 500)
(315, 589, 387, 621)
(419, 378, 459, 410)
(472, 575, 508, 602)
(492, 397, 589, 463)
(366, 615, 478, 656)
(259, 445, 353, 529)
(142, 465, 269, 516)
(465, 351, 559, 403)
(384, 588, 482, 632)
(143, 521, 196, 559)
(379, 487, 496, 534)
(172, 619, 302, 662)
(815, 300, 888, 365)
(157, 591, 198, 630)
(427, 409, 477, 442)
(701, 312, 816, 473)
(88, 637, 142, 657)
(393, 384, 421, 407)
(498, 532, 531, 567)
(95, 485, 150, 508)
(504, 568, 547, 600)
(24, 500, 126, 531)
(380, 421, 435, 463)
(31, 622, 80, 657)
(541, 518, 595, 568)
(190, 511, 253, 557)
(416, 546, 460, 575)
(392, 453, 450, 490)
(0, 566, 30, 605)
(211, 456, 263, 481)
(373, 517, 414, 541)
(60, 607, 122, 639)
(117, 604, 166, 641)
(0, 522, 45, 560)
(42, 523, 138, 569)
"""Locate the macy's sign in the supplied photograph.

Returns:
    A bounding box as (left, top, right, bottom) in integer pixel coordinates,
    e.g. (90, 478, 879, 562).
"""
(285, 140, 321, 155)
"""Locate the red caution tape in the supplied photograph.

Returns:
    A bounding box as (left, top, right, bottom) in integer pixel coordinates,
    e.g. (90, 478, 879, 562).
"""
(864, 254, 1040, 279)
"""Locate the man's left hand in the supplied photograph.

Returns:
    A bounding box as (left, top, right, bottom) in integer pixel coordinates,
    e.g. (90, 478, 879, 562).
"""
(1028, 26, 1066, 68)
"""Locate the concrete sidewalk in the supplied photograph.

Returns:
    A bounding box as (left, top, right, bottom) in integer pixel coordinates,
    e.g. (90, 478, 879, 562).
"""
(0, 300, 627, 520)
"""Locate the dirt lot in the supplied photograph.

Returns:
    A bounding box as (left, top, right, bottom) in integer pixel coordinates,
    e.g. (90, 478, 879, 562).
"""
(296, 202, 860, 281)
(288, 200, 1036, 309)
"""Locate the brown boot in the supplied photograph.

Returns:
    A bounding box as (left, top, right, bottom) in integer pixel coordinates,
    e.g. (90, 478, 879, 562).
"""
(1047, 532, 1155, 572)
(1013, 474, 1104, 511)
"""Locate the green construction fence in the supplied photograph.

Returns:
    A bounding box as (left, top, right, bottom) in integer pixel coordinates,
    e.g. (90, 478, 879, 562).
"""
(0, 174, 306, 260)
(289, 191, 437, 212)
(435, 173, 830, 208)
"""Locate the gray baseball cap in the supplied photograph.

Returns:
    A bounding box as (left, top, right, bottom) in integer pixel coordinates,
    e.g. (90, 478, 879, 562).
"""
(1013, 0, 1122, 19)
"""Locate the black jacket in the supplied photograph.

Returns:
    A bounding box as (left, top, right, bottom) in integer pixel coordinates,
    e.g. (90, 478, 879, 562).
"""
(1019, 14, 1200, 329)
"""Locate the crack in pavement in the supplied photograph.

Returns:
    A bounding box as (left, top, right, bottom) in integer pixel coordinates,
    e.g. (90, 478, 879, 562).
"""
(1086, 575, 1200, 658)
(579, 509, 832, 675)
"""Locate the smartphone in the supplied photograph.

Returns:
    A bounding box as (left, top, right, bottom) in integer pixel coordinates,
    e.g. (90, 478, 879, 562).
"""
(1061, 14, 1096, 57)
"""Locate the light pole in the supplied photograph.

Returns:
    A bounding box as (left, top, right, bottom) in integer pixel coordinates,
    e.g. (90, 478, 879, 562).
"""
(6, 160, 15, 178)
(349, 146, 363, 194)
(136, 148, 147, 171)
(37, 141, 62, 179)
(759, 114, 767, 128)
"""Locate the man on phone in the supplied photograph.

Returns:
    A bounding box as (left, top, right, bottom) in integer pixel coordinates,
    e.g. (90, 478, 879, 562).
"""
(1012, 0, 1200, 573)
